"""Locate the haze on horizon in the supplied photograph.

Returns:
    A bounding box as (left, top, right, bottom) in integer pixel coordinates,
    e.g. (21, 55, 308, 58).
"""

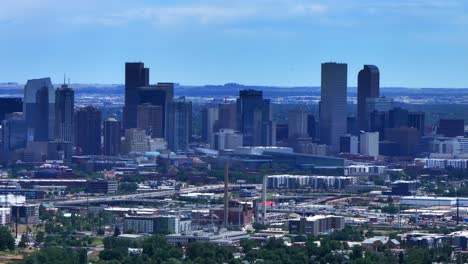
(1, 0, 467, 88)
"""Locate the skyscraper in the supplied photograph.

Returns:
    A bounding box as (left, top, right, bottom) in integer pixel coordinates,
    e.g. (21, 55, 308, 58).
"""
(137, 83, 175, 140)
(75, 106, 101, 155)
(201, 107, 219, 143)
(55, 84, 74, 143)
(357, 65, 380, 131)
(215, 103, 237, 131)
(1, 112, 26, 161)
(170, 97, 192, 152)
(0, 98, 22, 122)
(237, 90, 274, 146)
(137, 104, 163, 138)
(104, 118, 121, 156)
(288, 109, 308, 139)
(319, 63, 347, 152)
(23, 78, 55, 142)
(123, 62, 149, 129)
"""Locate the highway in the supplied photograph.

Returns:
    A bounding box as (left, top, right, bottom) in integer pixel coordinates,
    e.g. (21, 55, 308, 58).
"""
(53, 184, 225, 205)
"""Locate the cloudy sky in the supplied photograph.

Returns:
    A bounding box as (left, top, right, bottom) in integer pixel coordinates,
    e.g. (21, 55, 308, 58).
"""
(1, 0, 467, 87)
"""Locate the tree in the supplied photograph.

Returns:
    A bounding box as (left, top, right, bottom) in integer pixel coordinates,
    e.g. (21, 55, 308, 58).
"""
(18, 234, 28, 248)
(114, 226, 121, 237)
(118, 182, 139, 193)
(35, 231, 45, 243)
(0, 226, 15, 250)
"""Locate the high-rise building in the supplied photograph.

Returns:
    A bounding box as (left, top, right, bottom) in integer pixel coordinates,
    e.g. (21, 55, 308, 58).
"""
(123, 62, 149, 129)
(75, 106, 101, 155)
(216, 103, 237, 131)
(408, 111, 425, 137)
(201, 107, 219, 143)
(104, 118, 121, 156)
(24, 78, 55, 142)
(366, 97, 394, 113)
(307, 114, 316, 139)
(237, 90, 274, 146)
(340, 134, 358, 154)
(1, 112, 26, 161)
(0, 98, 22, 122)
(357, 65, 380, 131)
(437, 119, 464, 137)
(137, 83, 175, 140)
(360, 132, 379, 159)
(123, 128, 149, 153)
(369, 110, 387, 140)
(288, 109, 308, 139)
(170, 97, 192, 152)
(213, 129, 243, 150)
(55, 84, 74, 143)
(319, 63, 348, 152)
(137, 104, 163, 138)
(388, 107, 409, 129)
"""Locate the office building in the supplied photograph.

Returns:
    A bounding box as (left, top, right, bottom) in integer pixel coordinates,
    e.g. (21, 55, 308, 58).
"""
(0, 97, 22, 122)
(103, 118, 121, 156)
(385, 127, 419, 157)
(216, 103, 237, 131)
(124, 215, 186, 234)
(358, 65, 380, 131)
(388, 107, 409, 129)
(123, 129, 149, 153)
(319, 63, 347, 152)
(47, 141, 73, 161)
(75, 106, 101, 155)
(369, 110, 387, 140)
(123, 62, 149, 129)
(340, 134, 358, 154)
(23, 78, 55, 142)
(307, 114, 316, 139)
(166, 229, 248, 246)
(288, 109, 308, 139)
(347, 116, 358, 135)
(87, 179, 118, 194)
(237, 90, 275, 146)
(213, 129, 243, 150)
(267, 175, 357, 190)
(289, 215, 345, 236)
(11, 204, 39, 224)
(360, 132, 379, 159)
(438, 119, 465, 137)
(137, 83, 175, 140)
(408, 111, 425, 136)
(1, 112, 27, 161)
(55, 84, 74, 142)
(137, 104, 163, 138)
(170, 97, 192, 152)
(201, 107, 219, 143)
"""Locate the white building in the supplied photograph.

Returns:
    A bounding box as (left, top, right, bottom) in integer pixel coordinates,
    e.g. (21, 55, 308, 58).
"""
(123, 129, 149, 153)
(360, 132, 379, 159)
(0, 208, 10, 225)
(0, 194, 26, 205)
(400, 196, 456, 207)
(415, 158, 468, 169)
(430, 137, 468, 158)
(344, 165, 387, 177)
(166, 229, 248, 246)
(213, 129, 243, 150)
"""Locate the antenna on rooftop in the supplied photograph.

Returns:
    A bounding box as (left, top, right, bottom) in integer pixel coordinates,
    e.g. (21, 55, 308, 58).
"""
(64, 74, 66, 85)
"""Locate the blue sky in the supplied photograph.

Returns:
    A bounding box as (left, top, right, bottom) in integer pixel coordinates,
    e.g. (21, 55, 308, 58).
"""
(1, 0, 467, 87)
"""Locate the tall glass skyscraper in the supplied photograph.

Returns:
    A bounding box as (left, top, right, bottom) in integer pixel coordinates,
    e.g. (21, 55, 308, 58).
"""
(319, 62, 347, 152)
(357, 65, 380, 131)
(123, 62, 149, 129)
(75, 106, 102, 155)
(23, 77, 55, 142)
(55, 84, 75, 143)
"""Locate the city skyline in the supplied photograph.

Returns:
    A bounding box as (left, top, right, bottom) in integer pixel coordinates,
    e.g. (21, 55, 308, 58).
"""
(1, 0, 467, 88)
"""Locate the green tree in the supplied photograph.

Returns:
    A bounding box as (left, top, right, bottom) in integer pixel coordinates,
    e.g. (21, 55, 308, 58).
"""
(0, 226, 15, 250)
(18, 234, 28, 248)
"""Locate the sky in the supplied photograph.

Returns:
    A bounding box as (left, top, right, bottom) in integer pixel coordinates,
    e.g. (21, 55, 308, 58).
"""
(0, 0, 467, 88)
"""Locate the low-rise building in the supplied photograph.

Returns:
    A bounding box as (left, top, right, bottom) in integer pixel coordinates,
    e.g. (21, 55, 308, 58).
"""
(166, 229, 249, 246)
(288, 215, 345, 236)
(124, 215, 190, 234)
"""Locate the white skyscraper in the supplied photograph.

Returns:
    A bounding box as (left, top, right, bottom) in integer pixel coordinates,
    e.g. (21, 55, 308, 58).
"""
(360, 132, 379, 159)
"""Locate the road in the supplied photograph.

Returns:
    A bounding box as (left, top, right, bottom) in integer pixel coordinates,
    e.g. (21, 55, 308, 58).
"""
(53, 184, 225, 205)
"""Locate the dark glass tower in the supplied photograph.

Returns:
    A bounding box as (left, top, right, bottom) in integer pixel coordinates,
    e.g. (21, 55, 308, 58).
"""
(75, 106, 102, 155)
(123, 62, 149, 129)
(357, 65, 380, 131)
(170, 97, 192, 152)
(55, 84, 75, 142)
(237, 90, 274, 146)
(0, 98, 22, 122)
(104, 118, 121, 156)
(24, 78, 55, 142)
